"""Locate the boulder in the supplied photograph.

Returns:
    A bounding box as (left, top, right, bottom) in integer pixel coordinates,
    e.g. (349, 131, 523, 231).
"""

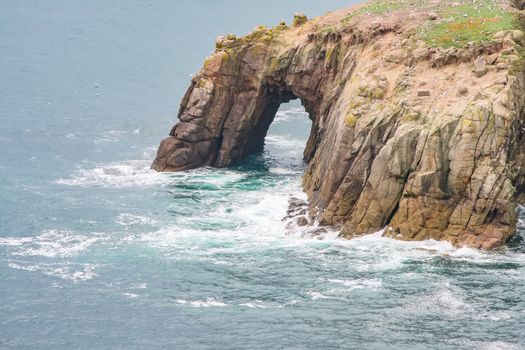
(292, 13, 308, 27)
(474, 56, 488, 77)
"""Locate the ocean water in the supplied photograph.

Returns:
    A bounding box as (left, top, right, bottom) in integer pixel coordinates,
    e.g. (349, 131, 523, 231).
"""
(1, 1, 524, 349)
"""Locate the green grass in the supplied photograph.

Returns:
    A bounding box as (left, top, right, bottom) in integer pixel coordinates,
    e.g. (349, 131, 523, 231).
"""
(341, 0, 408, 24)
(420, 0, 516, 48)
(361, 0, 405, 14)
(339, 0, 518, 48)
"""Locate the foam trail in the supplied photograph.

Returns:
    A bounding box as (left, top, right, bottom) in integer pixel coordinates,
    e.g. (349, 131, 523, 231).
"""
(0, 230, 106, 258)
(55, 160, 171, 188)
(7, 262, 98, 283)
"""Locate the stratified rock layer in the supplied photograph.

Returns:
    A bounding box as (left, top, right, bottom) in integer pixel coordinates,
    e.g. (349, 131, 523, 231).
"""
(153, 2, 525, 249)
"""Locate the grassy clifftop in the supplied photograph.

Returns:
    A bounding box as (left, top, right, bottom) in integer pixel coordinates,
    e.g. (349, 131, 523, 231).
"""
(340, 0, 521, 48)
(420, 0, 516, 47)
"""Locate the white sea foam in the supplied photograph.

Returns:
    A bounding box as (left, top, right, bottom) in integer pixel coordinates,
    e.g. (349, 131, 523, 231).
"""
(61, 163, 247, 190)
(94, 130, 129, 144)
(284, 299, 300, 306)
(56, 159, 172, 188)
(239, 300, 268, 308)
(137, 182, 302, 249)
(307, 281, 382, 301)
(328, 278, 382, 290)
(265, 134, 305, 152)
(269, 167, 298, 175)
(0, 236, 35, 246)
(321, 230, 515, 270)
(8, 262, 97, 282)
(175, 298, 227, 308)
(388, 281, 471, 320)
(465, 341, 522, 350)
(116, 213, 157, 226)
(307, 291, 336, 300)
(212, 260, 234, 266)
(181, 168, 248, 187)
(234, 192, 292, 228)
(273, 108, 309, 123)
(1, 230, 106, 258)
(127, 186, 516, 272)
(123, 292, 140, 299)
(478, 310, 512, 321)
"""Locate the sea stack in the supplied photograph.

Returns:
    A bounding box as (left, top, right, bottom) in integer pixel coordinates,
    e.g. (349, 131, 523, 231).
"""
(152, 0, 525, 249)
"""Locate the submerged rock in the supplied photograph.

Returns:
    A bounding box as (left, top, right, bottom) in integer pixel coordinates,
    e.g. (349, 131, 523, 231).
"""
(296, 216, 309, 226)
(152, 0, 525, 249)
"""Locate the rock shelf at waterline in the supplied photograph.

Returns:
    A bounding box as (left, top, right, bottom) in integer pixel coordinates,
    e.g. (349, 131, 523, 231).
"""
(153, 0, 525, 250)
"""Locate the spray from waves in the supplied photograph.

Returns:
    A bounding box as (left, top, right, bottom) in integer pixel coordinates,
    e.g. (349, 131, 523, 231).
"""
(12, 108, 525, 296)
(129, 185, 304, 249)
(57, 117, 309, 189)
(318, 229, 525, 270)
(55, 145, 168, 188)
(55, 159, 171, 188)
(27, 159, 525, 268)
(55, 158, 250, 189)
(273, 107, 309, 123)
(8, 159, 525, 284)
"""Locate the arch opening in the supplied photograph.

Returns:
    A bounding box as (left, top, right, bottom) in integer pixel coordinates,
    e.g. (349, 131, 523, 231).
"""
(212, 82, 320, 170)
(258, 99, 313, 173)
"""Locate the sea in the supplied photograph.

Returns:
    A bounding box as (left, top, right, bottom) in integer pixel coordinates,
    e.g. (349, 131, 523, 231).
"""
(1, 1, 524, 349)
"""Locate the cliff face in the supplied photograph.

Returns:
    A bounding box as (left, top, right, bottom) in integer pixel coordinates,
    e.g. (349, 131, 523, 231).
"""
(153, 0, 525, 249)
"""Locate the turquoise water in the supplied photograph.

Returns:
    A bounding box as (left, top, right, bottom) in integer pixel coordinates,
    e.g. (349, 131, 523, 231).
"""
(1, 1, 525, 349)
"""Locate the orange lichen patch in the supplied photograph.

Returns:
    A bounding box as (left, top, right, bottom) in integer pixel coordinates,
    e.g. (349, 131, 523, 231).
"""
(433, 17, 499, 44)
(421, 1, 516, 48)
(446, 17, 500, 33)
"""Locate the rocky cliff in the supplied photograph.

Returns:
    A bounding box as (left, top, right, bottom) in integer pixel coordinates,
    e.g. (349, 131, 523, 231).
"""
(153, 0, 525, 249)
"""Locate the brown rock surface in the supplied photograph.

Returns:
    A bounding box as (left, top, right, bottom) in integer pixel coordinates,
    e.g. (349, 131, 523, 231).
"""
(152, 1, 525, 249)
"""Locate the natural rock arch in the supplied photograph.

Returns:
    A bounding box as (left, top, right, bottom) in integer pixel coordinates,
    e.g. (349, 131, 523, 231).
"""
(151, 27, 342, 172)
(153, 8, 525, 249)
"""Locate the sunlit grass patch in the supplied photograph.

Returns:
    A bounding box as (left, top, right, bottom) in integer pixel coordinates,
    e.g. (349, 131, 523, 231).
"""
(420, 0, 515, 48)
(341, 0, 409, 24)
